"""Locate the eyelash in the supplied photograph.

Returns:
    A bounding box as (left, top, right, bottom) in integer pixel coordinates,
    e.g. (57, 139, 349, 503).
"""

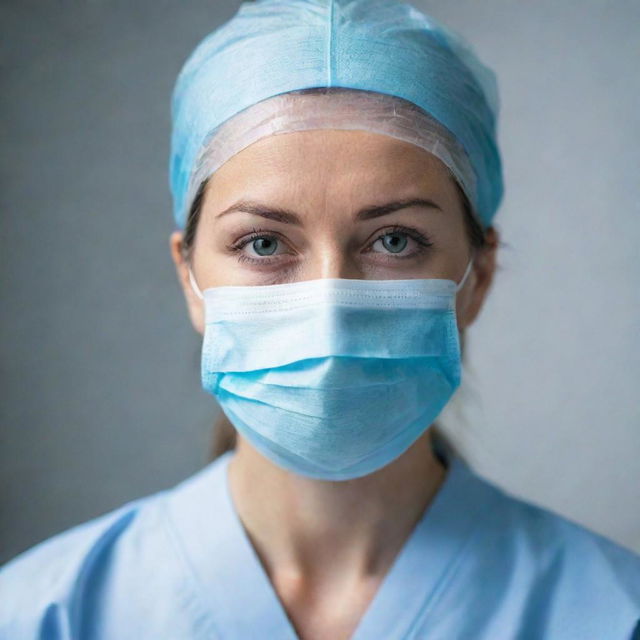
(228, 225, 434, 266)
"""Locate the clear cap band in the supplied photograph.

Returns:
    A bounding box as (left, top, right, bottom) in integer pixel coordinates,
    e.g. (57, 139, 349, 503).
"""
(185, 88, 481, 229)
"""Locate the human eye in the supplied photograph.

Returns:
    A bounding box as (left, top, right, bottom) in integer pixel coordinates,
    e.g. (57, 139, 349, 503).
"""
(367, 224, 434, 261)
(227, 227, 291, 266)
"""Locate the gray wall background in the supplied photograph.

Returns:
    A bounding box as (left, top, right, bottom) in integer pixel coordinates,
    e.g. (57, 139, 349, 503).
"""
(1, 0, 638, 565)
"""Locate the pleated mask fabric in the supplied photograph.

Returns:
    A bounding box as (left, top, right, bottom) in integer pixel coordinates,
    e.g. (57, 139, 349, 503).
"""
(188, 259, 474, 480)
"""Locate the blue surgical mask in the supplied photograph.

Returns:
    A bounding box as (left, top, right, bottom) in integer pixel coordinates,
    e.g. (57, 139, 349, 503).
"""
(188, 258, 474, 481)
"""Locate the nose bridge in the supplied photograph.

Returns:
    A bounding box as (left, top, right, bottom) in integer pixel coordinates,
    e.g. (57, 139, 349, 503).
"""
(311, 238, 362, 280)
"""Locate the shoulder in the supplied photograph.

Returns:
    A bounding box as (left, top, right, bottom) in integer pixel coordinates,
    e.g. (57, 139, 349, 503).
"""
(464, 467, 640, 636)
(0, 491, 166, 639)
(0, 455, 232, 640)
(497, 483, 640, 588)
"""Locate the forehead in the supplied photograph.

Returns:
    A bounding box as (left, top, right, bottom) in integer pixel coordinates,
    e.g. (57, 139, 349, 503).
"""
(207, 129, 457, 203)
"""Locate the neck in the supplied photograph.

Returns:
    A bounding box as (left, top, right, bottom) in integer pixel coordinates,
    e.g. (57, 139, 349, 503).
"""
(226, 429, 447, 587)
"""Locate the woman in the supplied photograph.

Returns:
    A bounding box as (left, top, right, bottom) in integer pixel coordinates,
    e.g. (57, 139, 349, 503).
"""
(2, 1, 639, 638)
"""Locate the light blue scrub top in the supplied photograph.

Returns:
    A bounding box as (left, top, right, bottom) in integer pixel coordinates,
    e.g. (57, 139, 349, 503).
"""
(1, 446, 639, 639)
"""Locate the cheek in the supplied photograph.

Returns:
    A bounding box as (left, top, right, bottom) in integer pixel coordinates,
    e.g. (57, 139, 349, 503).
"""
(189, 225, 236, 286)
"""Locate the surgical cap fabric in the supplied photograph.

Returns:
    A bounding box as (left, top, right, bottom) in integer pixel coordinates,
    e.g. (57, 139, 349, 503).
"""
(169, 0, 504, 230)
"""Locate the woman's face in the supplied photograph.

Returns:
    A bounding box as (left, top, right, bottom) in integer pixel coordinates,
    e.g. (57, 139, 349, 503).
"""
(170, 129, 498, 334)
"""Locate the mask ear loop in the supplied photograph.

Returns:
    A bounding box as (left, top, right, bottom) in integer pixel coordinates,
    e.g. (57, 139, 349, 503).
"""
(188, 268, 204, 300)
(455, 250, 476, 293)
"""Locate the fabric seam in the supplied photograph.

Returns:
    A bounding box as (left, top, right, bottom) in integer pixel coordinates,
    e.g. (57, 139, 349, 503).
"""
(405, 489, 503, 638)
(158, 495, 225, 640)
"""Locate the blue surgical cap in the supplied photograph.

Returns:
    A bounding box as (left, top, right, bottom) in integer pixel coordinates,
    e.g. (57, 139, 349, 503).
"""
(169, 0, 504, 230)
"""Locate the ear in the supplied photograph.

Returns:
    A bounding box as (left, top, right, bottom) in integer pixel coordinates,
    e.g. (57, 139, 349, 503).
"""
(169, 230, 205, 335)
(457, 226, 499, 330)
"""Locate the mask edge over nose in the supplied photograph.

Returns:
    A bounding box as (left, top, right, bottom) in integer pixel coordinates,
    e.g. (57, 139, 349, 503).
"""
(188, 252, 474, 300)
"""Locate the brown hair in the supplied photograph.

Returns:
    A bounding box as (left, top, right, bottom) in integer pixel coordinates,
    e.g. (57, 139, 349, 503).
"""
(179, 125, 492, 463)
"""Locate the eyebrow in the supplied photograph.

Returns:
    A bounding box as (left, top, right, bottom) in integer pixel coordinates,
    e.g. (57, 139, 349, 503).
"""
(215, 197, 443, 225)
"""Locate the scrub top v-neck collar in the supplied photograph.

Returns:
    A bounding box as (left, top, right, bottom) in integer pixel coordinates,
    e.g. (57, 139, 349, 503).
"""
(161, 446, 499, 640)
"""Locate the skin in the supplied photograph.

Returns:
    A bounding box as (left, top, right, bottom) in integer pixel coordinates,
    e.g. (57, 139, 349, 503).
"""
(170, 129, 499, 640)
